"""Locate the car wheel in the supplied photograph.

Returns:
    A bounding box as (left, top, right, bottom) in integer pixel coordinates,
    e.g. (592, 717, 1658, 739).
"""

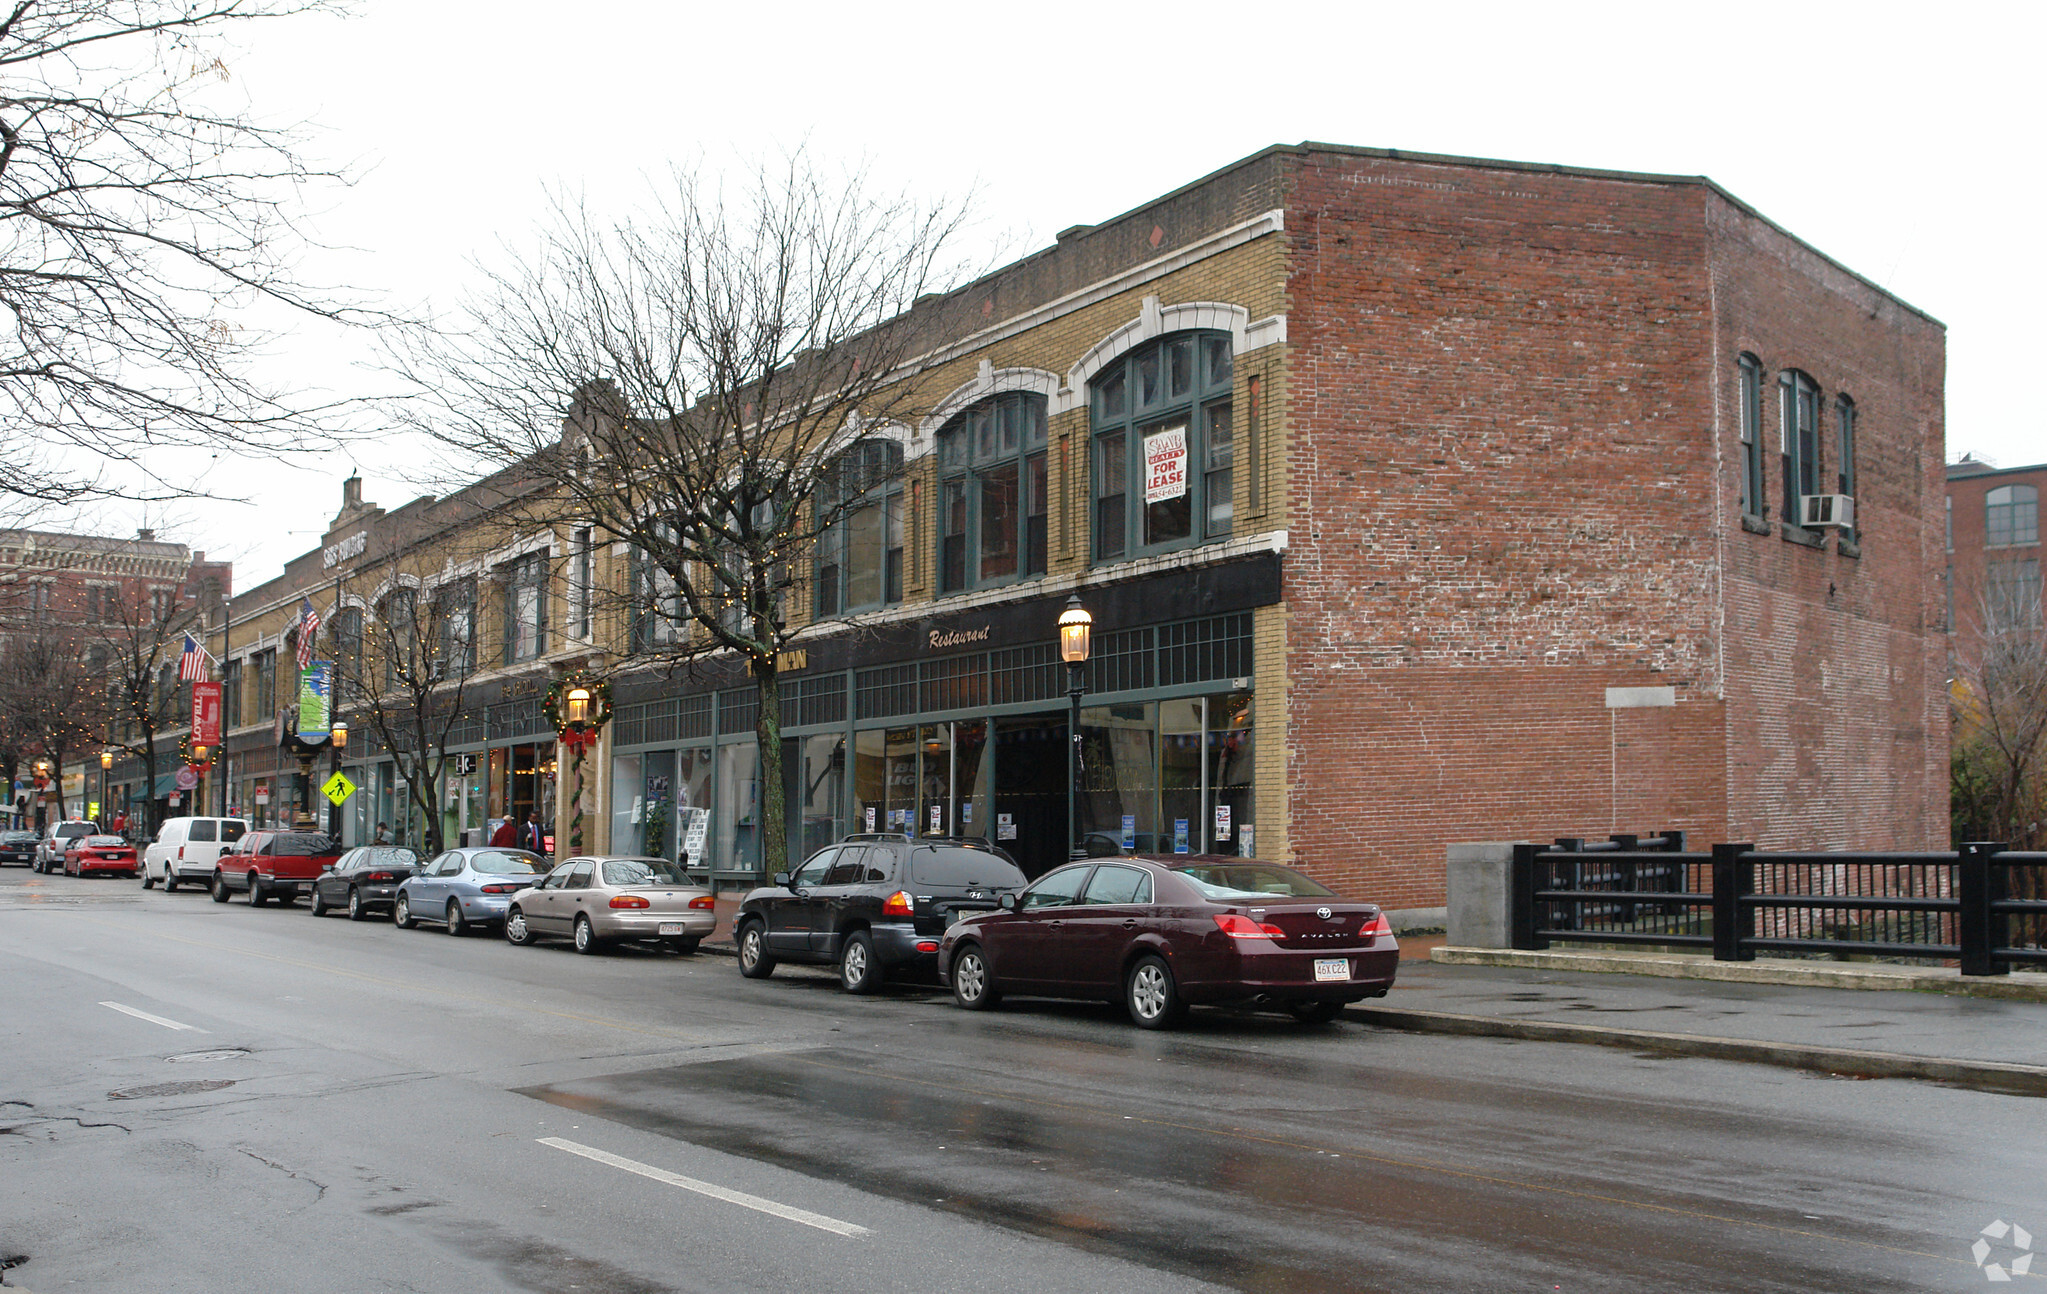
(504, 907, 533, 946)
(247, 874, 267, 906)
(950, 944, 1000, 1011)
(1126, 955, 1187, 1030)
(163, 868, 179, 893)
(211, 873, 230, 903)
(141, 866, 155, 890)
(666, 937, 700, 955)
(838, 930, 883, 995)
(1286, 1001, 1345, 1025)
(573, 915, 602, 955)
(308, 886, 328, 917)
(394, 894, 415, 929)
(736, 920, 776, 979)
(346, 887, 367, 922)
(446, 900, 466, 937)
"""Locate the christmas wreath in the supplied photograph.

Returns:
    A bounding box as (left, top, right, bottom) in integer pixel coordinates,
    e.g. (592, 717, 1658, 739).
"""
(544, 671, 613, 752)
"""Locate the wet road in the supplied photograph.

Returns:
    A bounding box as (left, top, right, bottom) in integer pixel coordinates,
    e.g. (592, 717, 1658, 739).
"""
(0, 868, 2034, 1292)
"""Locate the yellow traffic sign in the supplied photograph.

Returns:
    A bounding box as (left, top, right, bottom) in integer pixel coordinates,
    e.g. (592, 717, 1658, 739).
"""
(321, 772, 357, 806)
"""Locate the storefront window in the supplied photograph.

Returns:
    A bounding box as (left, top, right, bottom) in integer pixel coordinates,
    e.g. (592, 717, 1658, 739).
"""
(797, 734, 846, 858)
(1079, 703, 1158, 852)
(716, 740, 760, 877)
(676, 747, 712, 869)
(610, 751, 642, 857)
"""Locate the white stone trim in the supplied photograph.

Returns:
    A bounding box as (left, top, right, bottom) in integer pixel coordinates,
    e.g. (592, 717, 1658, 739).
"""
(1059, 298, 1287, 414)
(918, 362, 1063, 447)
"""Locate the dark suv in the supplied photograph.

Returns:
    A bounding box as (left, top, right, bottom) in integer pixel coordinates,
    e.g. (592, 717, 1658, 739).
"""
(735, 836, 1027, 993)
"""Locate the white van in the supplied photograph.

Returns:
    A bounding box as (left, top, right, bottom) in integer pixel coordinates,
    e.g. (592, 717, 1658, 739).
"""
(143, 817, 251, 891)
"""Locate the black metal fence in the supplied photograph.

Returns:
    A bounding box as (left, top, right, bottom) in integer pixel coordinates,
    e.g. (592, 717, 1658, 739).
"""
(1510, 836, 2047, 976)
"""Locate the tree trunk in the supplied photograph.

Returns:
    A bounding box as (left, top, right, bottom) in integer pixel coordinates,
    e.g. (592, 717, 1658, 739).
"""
(754, 658, 785, 880)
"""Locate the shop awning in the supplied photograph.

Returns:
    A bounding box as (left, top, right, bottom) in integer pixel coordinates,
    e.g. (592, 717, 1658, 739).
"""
(151, 773, 178, 797)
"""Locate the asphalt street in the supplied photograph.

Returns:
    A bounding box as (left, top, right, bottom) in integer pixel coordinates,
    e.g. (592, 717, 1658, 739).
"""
(1, 867, 2037, 1293)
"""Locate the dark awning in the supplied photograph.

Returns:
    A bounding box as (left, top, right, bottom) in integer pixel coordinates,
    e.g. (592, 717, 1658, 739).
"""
(152, 773, 178, 797)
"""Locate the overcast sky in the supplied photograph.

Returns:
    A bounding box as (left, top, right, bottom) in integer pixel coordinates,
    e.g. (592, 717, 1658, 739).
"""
(81, 0, 2047, 587)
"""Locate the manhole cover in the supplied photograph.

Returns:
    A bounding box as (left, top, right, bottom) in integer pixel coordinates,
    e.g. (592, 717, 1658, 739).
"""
(108, 1079, 235, 1100)
(164, 1049, 248, 1064)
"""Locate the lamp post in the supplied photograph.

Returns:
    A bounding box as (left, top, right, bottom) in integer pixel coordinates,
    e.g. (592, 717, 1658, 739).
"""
(329, 722, 348, 838)
(99, 750, 112, 832)
(1058, 594, 1093, 861)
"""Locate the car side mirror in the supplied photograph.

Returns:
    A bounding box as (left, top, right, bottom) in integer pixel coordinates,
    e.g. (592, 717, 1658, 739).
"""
(773, 871, 791, 888)
(998, 893, 1019, 912)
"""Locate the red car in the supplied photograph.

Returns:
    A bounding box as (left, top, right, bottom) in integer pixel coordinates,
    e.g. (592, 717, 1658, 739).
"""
(939, 856, 1398, 1028)
(211, 830, 343, 906)
(64, 834, 139, 878)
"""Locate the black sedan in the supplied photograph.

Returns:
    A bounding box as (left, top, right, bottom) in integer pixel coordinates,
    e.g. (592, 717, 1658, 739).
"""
(938, 856, 1398, 1029)
(0, 830, 37, 867)
(308, 845, 422, 920)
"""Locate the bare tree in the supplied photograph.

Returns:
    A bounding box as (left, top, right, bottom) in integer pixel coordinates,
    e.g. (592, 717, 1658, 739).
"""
(1951, 580, 2047, 850)
(324, 564, 485, 854)
(89, 578, 198, 840)
(391, 155, 974, 874)
(3, 627, 103, 821)
(0, 0, 365, 507)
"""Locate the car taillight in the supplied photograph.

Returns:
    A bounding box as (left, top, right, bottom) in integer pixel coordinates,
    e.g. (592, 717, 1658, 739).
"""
(1360, 913, 1393, 937)
(177, 845, 186, 860)
(1214, 913, 1284, 939)
(883, 890, 915, 916)
(480, 883, 522, 895)
(688, 895, 715, 910)
(609, 894, 650, 909)
(366, 872, 396, 883)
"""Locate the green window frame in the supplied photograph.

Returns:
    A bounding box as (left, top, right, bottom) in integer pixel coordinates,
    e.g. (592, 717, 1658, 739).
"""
(937, 392, 1048, 594)
(1987, 484, 2040, 549)
(817, 438, 905, 614)
(1737, 354, 1765, 518)
(1090, 331, 1233, 563)
(1779, 370, 1819, 525)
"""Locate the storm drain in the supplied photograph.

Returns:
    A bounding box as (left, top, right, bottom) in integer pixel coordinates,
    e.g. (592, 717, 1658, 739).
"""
(164, 1049, 248, 1064)
(108, 1079, 235, 1100)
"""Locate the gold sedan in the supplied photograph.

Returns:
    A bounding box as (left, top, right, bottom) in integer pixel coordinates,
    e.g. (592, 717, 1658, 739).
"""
(504, 856, 715, 955)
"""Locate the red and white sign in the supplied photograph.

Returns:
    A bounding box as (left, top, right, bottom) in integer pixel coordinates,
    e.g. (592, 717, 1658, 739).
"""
(1143, 424, 1188, 504)
(191, 681, 222, 747)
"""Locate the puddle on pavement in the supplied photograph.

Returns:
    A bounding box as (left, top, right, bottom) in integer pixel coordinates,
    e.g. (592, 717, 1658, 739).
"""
(165, 1049, 249, 1064)
(109, 1079, 235, 1099)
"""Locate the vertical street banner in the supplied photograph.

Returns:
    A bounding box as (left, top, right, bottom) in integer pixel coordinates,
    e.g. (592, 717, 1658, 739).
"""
(191, 681, 223, 748)
(296, 660, 333, 742)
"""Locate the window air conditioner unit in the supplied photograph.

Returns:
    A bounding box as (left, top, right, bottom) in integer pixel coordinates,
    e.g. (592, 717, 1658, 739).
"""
(1801, 494, 1855, 529)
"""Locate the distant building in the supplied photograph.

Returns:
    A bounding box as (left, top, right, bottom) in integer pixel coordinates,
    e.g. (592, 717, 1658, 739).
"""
(1947, 456, 2046, 661)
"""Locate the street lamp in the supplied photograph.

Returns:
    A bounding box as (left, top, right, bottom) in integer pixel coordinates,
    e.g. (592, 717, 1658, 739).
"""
(1058, 594, 1093, 860)
(100, 750, 112, 832)
(564, 686, 592, 728)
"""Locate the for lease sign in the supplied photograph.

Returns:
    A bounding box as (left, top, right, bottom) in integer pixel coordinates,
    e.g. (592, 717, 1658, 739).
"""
(1143, 424, 1188, 504)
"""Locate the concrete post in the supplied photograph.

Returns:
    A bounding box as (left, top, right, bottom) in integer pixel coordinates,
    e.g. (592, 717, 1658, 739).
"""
(1446, 842, 1521, 949)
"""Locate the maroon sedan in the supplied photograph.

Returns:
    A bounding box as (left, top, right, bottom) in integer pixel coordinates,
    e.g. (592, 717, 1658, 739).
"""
(939, 855, 1398, 1028)
(64, 834, 139, 878)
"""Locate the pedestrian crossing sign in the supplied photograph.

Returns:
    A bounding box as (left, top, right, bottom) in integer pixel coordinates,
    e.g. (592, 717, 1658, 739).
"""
(322, 772, 357, 806)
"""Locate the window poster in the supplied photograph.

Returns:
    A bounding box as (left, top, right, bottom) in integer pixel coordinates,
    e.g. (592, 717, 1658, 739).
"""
(864, 806, 876, 831)
(1173, 819, 1190, 854)
(1121, 814, 1136, 850)
(1214, 804, 1231, 841)
(997, 812, 1017, 841)
(1143, 424, 1188, 504)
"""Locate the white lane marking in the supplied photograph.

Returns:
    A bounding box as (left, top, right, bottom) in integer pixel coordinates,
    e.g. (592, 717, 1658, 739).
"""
(538, 1137, 869, 1238)
(99, 1001, 205, 1032)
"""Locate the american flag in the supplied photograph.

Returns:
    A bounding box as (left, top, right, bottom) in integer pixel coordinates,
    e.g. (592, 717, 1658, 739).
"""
(177, 633, 212, 682)
(295, 597, 320, 671)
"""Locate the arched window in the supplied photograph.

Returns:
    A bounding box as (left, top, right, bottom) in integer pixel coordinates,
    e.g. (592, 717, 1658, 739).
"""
(1778, 369, 1819, 524)
(817, 438, 905, 614)
(1737, 354, 1764, 517)
(1987, 484, 2039, 549)
(1090, 330, 1232, 561)
(937, 393, 1046, 593)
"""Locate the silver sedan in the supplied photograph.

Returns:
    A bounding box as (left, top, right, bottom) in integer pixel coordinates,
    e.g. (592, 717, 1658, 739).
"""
(504, 856, 715, 954)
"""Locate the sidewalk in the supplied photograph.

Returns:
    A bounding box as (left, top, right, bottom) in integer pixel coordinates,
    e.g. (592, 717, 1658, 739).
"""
(1361, 955, 2047, 1095)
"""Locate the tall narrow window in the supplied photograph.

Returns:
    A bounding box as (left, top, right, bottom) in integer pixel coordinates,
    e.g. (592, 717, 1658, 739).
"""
(817, 439, 904, 615)
(436, 578, 477, 677)
(503, 552, 547, 662)
(572, 527, 593, 640)
(935, 392, 1048, 594)
(1987, 484, 2040, 549)
(254, 649, 276, 718)
(382, 588, 415, 689)
(1988, 557, 2043, 630)
(1090, 331, 1234, 562)
(1779, 370, 1819, 525)
(1737, 354, 1764, 517)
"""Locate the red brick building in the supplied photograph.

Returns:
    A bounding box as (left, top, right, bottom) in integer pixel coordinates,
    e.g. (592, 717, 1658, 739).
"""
(1946, 456, 2045, 659)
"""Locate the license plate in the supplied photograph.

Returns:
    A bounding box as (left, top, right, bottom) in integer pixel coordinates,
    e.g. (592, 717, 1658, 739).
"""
(658, 922, 683, 936)
(1313, 957, 1351, 982)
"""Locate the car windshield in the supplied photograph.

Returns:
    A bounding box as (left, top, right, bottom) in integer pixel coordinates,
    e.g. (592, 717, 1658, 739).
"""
(909, 847, 1026, 890)
(1174, 863, 1338, 900)
(602, 858, 689, 887)
(56, 823, 91, 838)
(86, 835, 126, 847)
(470, 850, 545, 875)
(2, 831, 38, 843)
(270, 834, 338, 856)
(358, 847, 418, 867)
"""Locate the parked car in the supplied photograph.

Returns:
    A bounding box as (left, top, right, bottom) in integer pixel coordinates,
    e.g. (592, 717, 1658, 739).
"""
(938, 856, 1399, 1029)
(64, 834, 138, 878)
(143, 816, 250, 891)
(505, 856, 715, 954)
(210, 831, 342, 906)
(394, 847, 547, 935)
(734, 836, 1026, 993)
(0, 830, 39, 866)
(307, 845, 422, 920)
(35, 820, 95, 872)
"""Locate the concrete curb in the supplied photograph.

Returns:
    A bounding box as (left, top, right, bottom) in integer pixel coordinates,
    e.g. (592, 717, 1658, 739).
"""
(1351, 1005, 2047, 1097)
(1429, 945, 2047, 1002)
